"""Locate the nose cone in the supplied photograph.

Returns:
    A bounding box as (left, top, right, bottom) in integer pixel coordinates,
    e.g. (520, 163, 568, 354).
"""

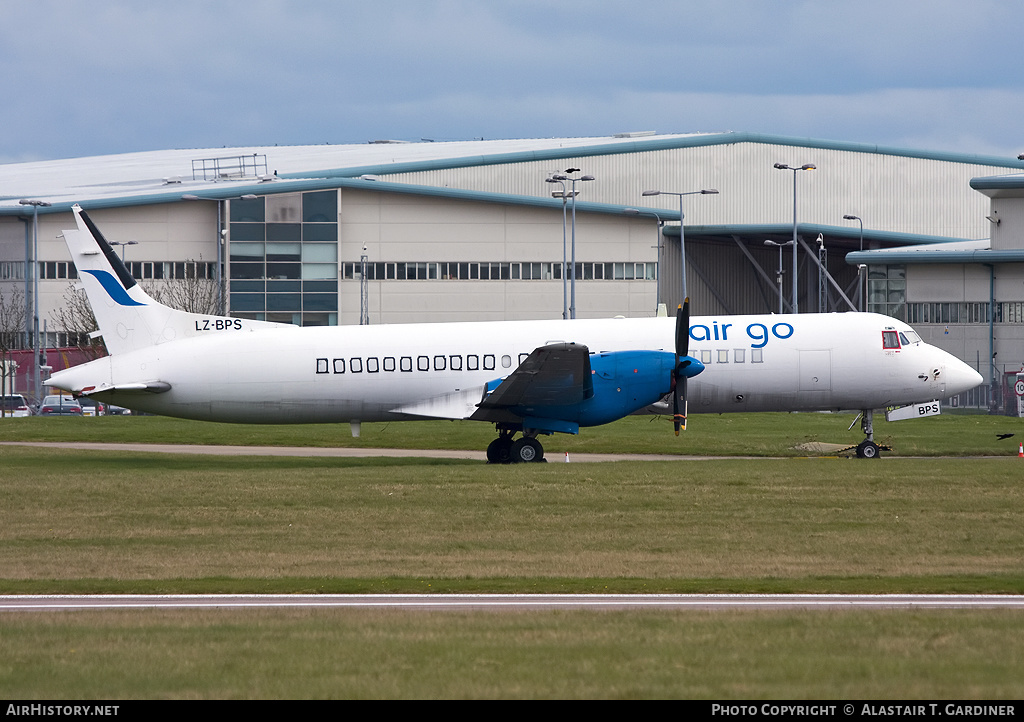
(681, 356, 705, 378)
(944, 358, 984, 396)
(929, 345, 983, 396)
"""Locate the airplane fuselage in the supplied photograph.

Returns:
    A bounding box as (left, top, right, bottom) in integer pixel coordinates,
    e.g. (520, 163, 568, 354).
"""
(51, 312, 977, 425)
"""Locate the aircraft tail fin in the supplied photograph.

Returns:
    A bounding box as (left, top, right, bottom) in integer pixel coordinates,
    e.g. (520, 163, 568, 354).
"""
(62, 204, 290, 355)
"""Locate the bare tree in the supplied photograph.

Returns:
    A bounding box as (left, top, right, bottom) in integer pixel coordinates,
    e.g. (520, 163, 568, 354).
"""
(0, 286, 26, 415)
(51, 283, 106, 359)
(144, 259, 219, 315)
(0, 286, 25, 352)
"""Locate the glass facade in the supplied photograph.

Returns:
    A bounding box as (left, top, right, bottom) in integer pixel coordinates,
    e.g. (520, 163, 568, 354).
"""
(228, 191, 339, 326)
(867, 265, 906, 321)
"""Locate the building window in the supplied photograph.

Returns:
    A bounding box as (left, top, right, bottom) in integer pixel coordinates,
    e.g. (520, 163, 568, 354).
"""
(906, 302, 991, 325)
(867, 265, 906, 321)
(341, 260, 656, 282)
(227, 191, 338, 326)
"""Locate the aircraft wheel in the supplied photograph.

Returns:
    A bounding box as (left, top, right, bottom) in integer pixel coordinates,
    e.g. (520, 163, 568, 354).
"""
(510, 437, 544, 463)
(486, 437, 513, 464)
(856, 440, 880, 459)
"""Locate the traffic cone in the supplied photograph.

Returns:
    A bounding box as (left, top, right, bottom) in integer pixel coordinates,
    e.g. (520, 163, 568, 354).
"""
(564, 452, 570, 463)
(1018, 443, 1023, 458)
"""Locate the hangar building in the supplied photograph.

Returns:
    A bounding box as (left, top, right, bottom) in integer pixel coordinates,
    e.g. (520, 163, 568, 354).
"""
(1, 132, 1023, 407)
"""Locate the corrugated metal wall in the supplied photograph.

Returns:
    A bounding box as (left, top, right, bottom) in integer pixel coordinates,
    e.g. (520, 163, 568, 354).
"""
(381, 141, 1009, 240)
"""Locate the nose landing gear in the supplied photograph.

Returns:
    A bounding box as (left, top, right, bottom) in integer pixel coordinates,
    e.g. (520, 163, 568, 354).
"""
(855, 409, 881, 459)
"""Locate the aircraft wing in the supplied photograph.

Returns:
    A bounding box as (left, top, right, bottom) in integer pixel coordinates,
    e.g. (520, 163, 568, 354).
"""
(391, 343, 593, 423)
(470, 343, 593, 423)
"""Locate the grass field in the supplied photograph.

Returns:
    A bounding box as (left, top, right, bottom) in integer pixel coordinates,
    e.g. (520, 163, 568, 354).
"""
(1, 412, 1023, 698)
(1, 408, 1021, 456)
(4, 608, 1023, 699)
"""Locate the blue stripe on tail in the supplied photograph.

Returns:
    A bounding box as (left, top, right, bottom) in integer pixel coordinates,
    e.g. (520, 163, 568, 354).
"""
(81, 270, 146, 307)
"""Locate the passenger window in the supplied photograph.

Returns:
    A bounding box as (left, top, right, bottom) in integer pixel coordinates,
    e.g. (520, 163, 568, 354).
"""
(467, 355, 479, 371)
(518, 353, 529, 365)
(316, 358, 329, 374)
(700, 350, 711, 364)
(450, 355, 463, 371)
(417, 356, 429, 371)
(501, 355, 512, 368)
(734, 349, 745, 363)
(383, 357, 396, 372)
(751, 349, 764, 364)
(350, 358, 363, 373)
(717, 350, 729, 363)
(400, 357, 412, 372)
(333, 358, 345, 374)
(367, 357, 379, 373)
(484, 354, 495, 370)
(434, 355, 446, 371)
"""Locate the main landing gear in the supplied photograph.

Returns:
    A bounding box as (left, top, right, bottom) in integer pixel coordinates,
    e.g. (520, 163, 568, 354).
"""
(486, 426, 546, 464)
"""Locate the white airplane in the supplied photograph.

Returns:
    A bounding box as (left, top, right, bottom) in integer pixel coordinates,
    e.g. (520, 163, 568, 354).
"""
(48, 205, 982, 461)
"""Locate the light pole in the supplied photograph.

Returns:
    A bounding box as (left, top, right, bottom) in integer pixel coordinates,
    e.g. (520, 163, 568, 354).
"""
(843, 214, 865, 312)
(773, 163, 815, 313)
(359, 246, 369, 326)
(18, 199, 50, 405)
(640, 188, 718, 306)
(549, 170, 594, 319)
(764, 240, 794, 314)
(109, 240, 139, 262)
(545, 176, 572, 319)
(624, 207, 664, 313)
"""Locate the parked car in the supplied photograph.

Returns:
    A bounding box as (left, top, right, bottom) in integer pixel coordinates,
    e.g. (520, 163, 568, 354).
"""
(1, 394, 32, 417)
(105, 404, 132, 416)
(78, 397, 105, 416)
(38, 395, 83, 416)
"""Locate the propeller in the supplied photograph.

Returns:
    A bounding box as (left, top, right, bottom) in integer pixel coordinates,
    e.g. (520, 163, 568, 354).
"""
(673, 299, 692, 435)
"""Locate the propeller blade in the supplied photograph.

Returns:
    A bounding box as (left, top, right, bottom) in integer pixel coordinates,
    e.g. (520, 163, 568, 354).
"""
(673, 299, 690, 435)
(675, 299, 690, 359)
(676, 378, 687, 434)
(672, 373, 681, 435)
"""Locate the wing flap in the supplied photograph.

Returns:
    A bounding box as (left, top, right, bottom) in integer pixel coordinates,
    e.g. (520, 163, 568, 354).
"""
(390, 386, 488, 420)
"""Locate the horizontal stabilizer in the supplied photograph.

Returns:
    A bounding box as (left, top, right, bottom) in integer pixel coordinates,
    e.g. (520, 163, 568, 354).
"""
(79, 381, 172, 396)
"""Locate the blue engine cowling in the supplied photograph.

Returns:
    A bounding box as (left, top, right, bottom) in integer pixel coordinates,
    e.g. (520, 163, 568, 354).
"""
(510, 349, 703, 434)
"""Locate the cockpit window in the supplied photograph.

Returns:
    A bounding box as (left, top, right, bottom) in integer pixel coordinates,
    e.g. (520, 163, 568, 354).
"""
(903, 330, 921, 345)
(899, 332, 910, 346)
(882, 330, 901, 350)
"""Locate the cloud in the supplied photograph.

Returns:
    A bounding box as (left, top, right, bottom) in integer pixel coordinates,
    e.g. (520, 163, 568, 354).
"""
(2, 0, 1023, 160)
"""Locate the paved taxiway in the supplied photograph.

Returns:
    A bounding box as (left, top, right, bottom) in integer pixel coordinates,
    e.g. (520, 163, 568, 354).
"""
(0, 441, 741, 462)
(3, 594, 1024, 612)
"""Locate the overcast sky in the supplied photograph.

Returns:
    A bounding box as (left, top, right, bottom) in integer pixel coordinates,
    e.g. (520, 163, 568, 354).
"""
(3, 0, 1022, 164)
